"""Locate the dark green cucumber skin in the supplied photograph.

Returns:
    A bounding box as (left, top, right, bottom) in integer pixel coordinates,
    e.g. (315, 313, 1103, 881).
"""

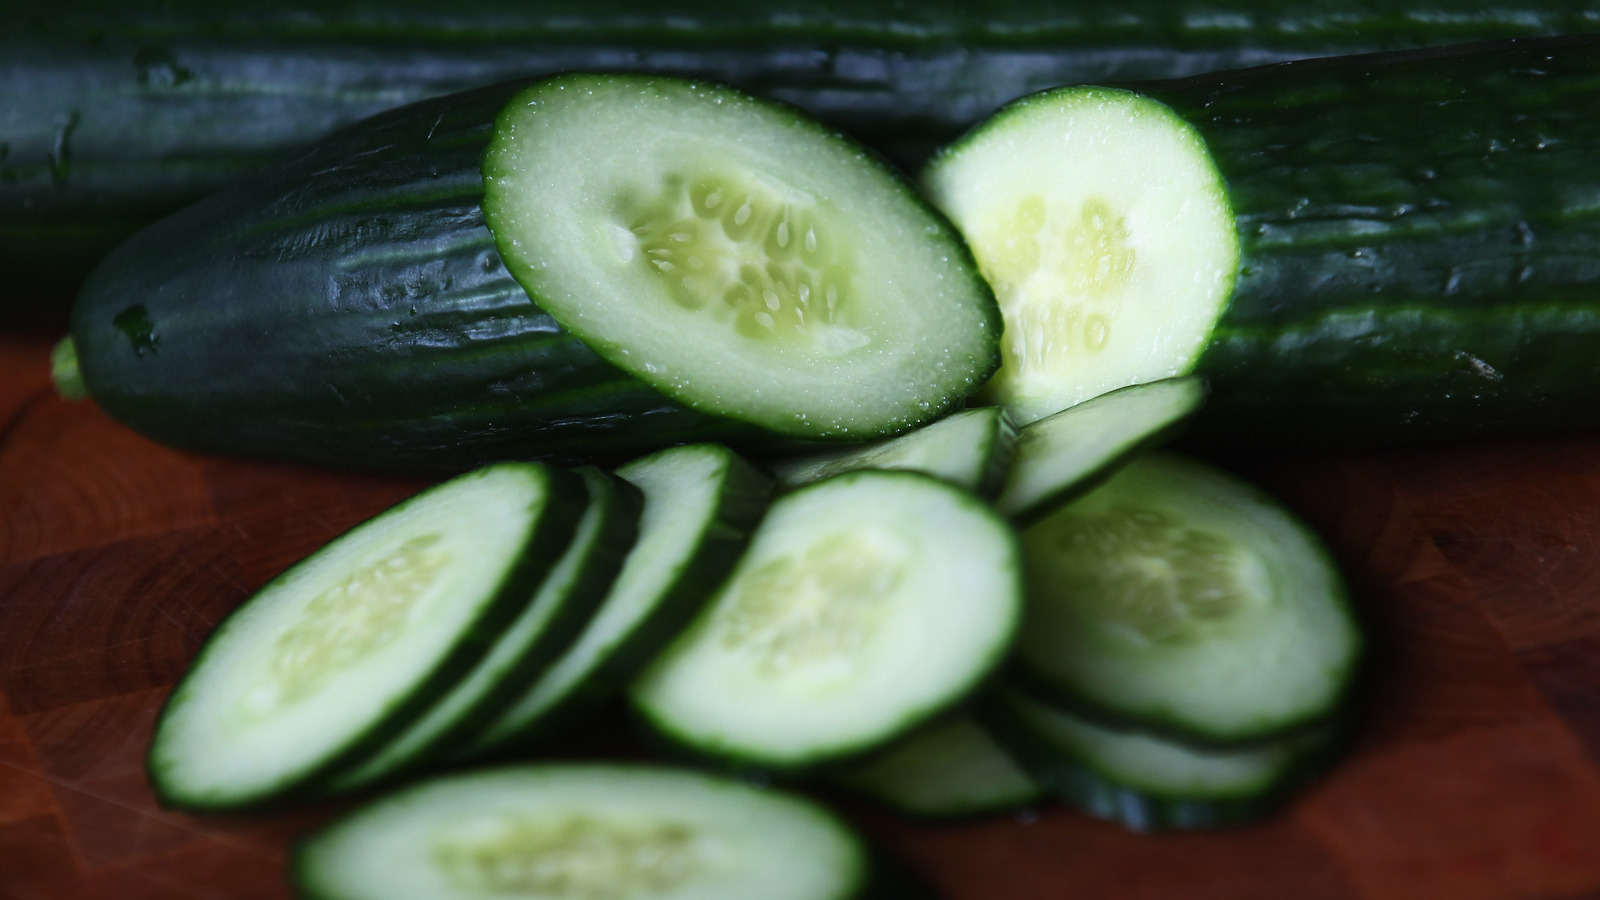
(976, 689, 1346, 832)
(465, 446, 775, 759)
(8, 3, 1598, 291)
(1120, 36, 1600, 446)
(69, 81, 773, 473)
(147, 463, 589, 812)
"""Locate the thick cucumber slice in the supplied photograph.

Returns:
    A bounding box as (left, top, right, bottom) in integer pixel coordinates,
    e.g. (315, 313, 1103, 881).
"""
(1013, 452, 1360, 743)
(923, 87, 1237, 426)
(768, 407, 1017, 497)
(484, 73, 1000, 440)
(632, 470, 1022, 769)
(982, 687, 1337, 831)
(148, 463, 586, 810)
(995, 377, 1206, 522)
(464, 444, 772, 756)
(294, 764, 880, 900)
(832, 713, 1043, 819)
(324, 467, 642, 794)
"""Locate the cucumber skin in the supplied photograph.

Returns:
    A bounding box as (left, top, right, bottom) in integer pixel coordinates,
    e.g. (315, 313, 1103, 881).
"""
(1139, 36, 1600, 446)
(7, 2, 1597, 290)
(68, 82, 779, 473)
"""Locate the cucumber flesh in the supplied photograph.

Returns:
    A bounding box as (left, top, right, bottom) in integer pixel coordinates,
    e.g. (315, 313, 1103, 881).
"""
(148, 463, 584, 810)
(768, 407, 1017, 497)
(324, 467, 642, 794)
(983, 687, 1336, 831)
(996, 376, 1205, 522)
(484, 73, 1000, 440)
(632, 470, 1022, 769)
(923, 87, 1237, 426)
(1013, 452, 1360, 743)
(832, 713, 1042, 819)
(464, 444, 772, 756)
(294, 764, 871, 900)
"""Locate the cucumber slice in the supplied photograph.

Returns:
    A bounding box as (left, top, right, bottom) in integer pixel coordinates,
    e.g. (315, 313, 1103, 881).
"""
(1013, 452, 1360, 743)
(464, 444, 773, 757)
(995, 377, 1206, 522)
(148, 463, 586, 810)
(632, 470, 1022, 770)
(768, 407, 1017, 497)
(483, 73, 1000, 440)
(923, 87, 1238, 426)
(324, 467, 642, 794)
(832, 713, 1043, 819)
(294, 764, 880, 900)
(982, 687, 1337, 831)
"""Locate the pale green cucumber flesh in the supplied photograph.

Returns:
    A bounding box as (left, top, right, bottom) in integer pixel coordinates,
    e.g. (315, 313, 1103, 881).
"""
(632, 470, 1022, 769)
(768, 407, 1017, 497)
(464, 444, 772, 757)
(996, 376, 1206, 521)
(1013, 452, 1360, 743)
(483, 73, 1000, 440)
(148, 463, 580, 809)
(294, 765, 869, 900)
(832, 713, 1042, 819)
(323, 467, 641, 794)
(924, 86, 1237, 426)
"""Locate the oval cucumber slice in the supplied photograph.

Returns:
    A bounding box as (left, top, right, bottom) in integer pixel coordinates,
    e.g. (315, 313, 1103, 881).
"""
(632, 470, 1022, 769)
(1013, 452, 1361, 743)
(294, 764, 873, 900)
(148, 463, 585, 810)
(464, 444, 773, 757)
(924, 86, 1238, 426)
(484, 73, 1000, 440)
(768, 407, 1017, 497)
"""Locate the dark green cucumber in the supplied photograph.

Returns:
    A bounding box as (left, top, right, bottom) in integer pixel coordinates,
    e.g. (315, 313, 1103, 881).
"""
(67, 73, 993, 470)
(7, 2, 1597, 290)
(928, 35, 1600, 445)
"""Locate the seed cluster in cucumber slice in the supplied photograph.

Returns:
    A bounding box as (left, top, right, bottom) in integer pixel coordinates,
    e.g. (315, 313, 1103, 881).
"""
(924, 87, 1238, 426)
(484, 73, 1000, 440)
(1014, 452, 1361, 744)
(148, 463, 586, 810)
(632, 470, 1022, 769)
(295, 764, 887, 900)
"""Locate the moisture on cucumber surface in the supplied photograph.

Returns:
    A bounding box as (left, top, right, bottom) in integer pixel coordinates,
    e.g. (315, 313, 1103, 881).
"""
(483, 73, 999, 440)
(631, 470, 1021, 769)
(294, 764, 879, 900)
(1012, 452, 1360, 744)
(147, 463, 585, 810)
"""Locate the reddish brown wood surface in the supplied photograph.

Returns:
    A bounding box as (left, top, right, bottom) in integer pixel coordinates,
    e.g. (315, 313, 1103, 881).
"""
(5, 329, 1600, 899)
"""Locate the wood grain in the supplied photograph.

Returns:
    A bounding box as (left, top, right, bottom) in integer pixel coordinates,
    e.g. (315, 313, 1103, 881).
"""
(5, 330, 1600, 899)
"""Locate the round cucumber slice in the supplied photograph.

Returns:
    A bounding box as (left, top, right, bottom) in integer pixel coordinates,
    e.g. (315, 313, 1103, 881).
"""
(295, 765, 871, 900)
(1013, 452, 1361, 743)
(924, 86, 1238, 425)
(483, 73, 999, 440)
(632, 470, 1022, 769)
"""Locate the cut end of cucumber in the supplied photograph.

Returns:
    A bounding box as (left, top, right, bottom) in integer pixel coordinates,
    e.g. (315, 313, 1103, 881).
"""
(484, 74, 999, 440)
(925, 86, 1238, 425)
(50, 337, 88, 401)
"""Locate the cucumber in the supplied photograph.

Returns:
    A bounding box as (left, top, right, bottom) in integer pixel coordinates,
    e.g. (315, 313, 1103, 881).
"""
(464, 443, 772, 757)
(981, 686, 1339, 831)
(9, 2, 1596, 290)
(831, 713, 1043, 819)
(147, 462, 586, 810)
(1012, 452, 1360, 744)
(66, 73, 997, 471)
(631, 470, 1022, 770)
(995, 377, 1205, 522)
(323, 467, 641, 795)
(925, 35, 1600, 444)
(768, 407, 1016, 497)
(294, 764, 920, 900)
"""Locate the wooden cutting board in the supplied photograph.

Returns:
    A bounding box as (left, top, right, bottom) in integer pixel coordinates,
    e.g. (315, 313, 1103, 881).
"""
(5, 328, 1600, 900)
